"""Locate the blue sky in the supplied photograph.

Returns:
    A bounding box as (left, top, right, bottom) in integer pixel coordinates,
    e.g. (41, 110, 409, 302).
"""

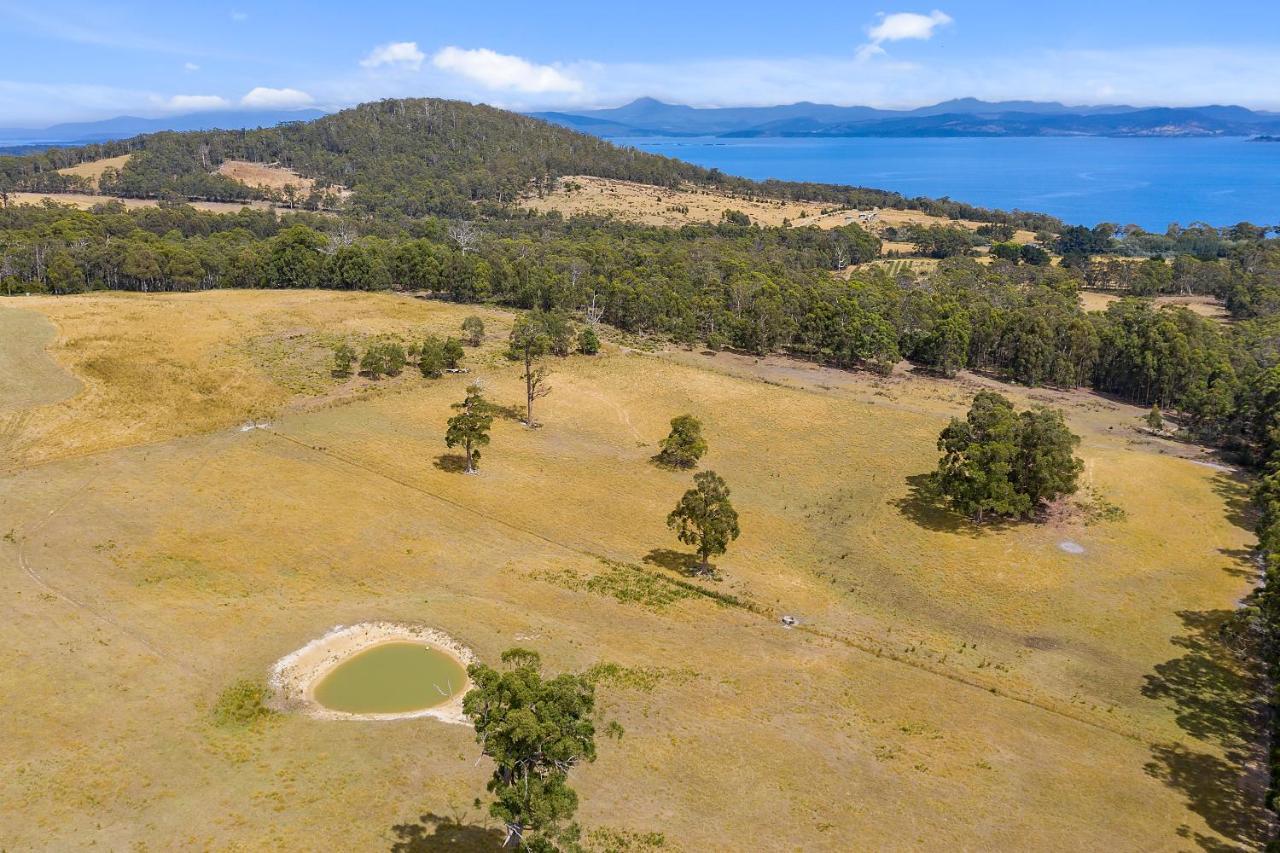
(3, 1, 1279, 125)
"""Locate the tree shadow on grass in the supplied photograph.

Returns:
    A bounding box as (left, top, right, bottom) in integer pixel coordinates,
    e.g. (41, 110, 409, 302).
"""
(648, 451, 697, 471)
(1209, 471, 1257, 534)
(891, 473, 1014, 536)
(643, 547, 710, 577)
(434, 453, 470, 474)
(1146, 744, 1272, 851)
(478, 400, 524, 423)
(1142, 609, 1274, 849)
(390, 812, 504, 852)
(1143, 610, 1263, 749)
(1217, 547, 1261, 580)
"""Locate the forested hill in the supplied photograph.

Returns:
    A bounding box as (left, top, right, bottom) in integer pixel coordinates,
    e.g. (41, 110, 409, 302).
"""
(0, 98, 1058, 229)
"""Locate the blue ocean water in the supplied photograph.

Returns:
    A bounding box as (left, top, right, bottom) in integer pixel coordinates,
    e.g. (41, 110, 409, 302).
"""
(617, 136, 1280, 230)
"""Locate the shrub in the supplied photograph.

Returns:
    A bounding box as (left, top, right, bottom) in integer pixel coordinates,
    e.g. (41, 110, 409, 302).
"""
(443, 336, 464, 368)
(657, 414, 707, 468)
(461, 315, 485, 346)
(419, 336, 446, 378)
(212, 679, 275, 728)
(362, 341, 406, 378)
(332, 342, 356, 377)
(578, 326, 600, 355)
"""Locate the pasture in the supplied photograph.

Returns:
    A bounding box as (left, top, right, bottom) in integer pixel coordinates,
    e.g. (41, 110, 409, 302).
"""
(519, 174, 1037, 243)
(0, 290, 1267, 850)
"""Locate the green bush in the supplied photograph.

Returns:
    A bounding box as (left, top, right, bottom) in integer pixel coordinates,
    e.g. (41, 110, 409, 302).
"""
(212, 679, 275, 728)
(443, 336, 464, 368)
(656, 414, 708, 469)
(419, 335, 446, 378)
(361, 341, 406, 378)
(332, 342, 356, 377)
(461, 315, 485, 346)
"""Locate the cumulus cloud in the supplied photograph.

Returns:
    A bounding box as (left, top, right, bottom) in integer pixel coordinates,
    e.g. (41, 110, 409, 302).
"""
(159, 94, 230, 111)
(361, 41, 425, 71)
(857, 10, 953, 61)
(240, 86, 314, 108)
(432, 46, 582, 93)
(183, 62, 200, 72)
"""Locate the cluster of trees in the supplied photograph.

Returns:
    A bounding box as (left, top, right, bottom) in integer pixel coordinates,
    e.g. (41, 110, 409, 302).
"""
(1242, 452, 1280, 811)
(933, 392, 1083, 522)
(332, 334, 465, 380)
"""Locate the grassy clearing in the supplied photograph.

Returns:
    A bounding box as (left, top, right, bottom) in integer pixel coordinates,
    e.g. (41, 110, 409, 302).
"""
(1079, 290, 1231, 322)
(519, 175, 1037, 244)
(55, 154, 132, 190)
(217, 160, 318, 195)
(0, 291, 1269, 849)
(6, 191, 279, 213)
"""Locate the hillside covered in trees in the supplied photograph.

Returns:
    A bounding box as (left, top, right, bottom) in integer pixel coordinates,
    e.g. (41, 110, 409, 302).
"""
(0, 98, 1058, 228)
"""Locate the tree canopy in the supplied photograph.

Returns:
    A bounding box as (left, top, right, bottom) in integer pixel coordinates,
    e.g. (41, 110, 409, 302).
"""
(445, 384, 493, 473)
(667, 470, 741, 574)
(463, 648, 601, 851)
(933, 391, 1082, 522)
(656, 415, 708, 469)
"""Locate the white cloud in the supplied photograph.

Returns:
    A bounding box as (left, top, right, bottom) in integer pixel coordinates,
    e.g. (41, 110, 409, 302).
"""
(230, 10, 247, 22)
(432, 46, 583, 94)
(857, 10, 953, 61)
(159, 94, 230, 111)
(240, 86, 314, 108)
(183, 62, 200, 72)
(360, 41, 425, 71)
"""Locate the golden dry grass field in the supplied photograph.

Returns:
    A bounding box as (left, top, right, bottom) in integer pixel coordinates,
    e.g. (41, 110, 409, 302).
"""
(519, 175, 1038, 244)
(7, 192, 279, 214)
(217, 160, 319, 195)
(0, 290, 1270, 851)
(55, 154, 133, 191)
(1079, 291, 1232, 322)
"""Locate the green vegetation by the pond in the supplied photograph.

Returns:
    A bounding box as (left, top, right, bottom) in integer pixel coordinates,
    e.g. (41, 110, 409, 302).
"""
(313, 643, 466, 714)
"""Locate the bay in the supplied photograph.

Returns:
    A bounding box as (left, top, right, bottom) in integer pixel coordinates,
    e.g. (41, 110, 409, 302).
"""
(617, 136, 1280, 230)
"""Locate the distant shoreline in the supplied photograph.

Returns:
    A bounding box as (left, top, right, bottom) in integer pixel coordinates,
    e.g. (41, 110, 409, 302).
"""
(618, 135, 1280, 230)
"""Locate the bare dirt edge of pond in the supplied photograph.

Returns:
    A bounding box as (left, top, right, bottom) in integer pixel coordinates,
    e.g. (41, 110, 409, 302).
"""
(270, 622, 477, 724)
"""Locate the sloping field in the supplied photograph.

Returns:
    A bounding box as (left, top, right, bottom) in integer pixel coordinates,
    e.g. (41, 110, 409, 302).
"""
(1080, 290, 1231, 321)
(0, 291, 1268, 850)
(217, 159, 317, 194)
(55, 154, 132, 190)
(520, 175, 1038, 244)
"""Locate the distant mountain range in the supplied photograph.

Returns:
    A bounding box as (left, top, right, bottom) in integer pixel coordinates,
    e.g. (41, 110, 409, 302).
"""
(530, 97, 1280, 138)
(0, 108, 328, 150)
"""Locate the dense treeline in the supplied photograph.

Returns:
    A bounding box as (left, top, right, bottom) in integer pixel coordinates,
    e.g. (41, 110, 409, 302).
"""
(4, 198, 1278, 449)
(0, 98, 1058, 228)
